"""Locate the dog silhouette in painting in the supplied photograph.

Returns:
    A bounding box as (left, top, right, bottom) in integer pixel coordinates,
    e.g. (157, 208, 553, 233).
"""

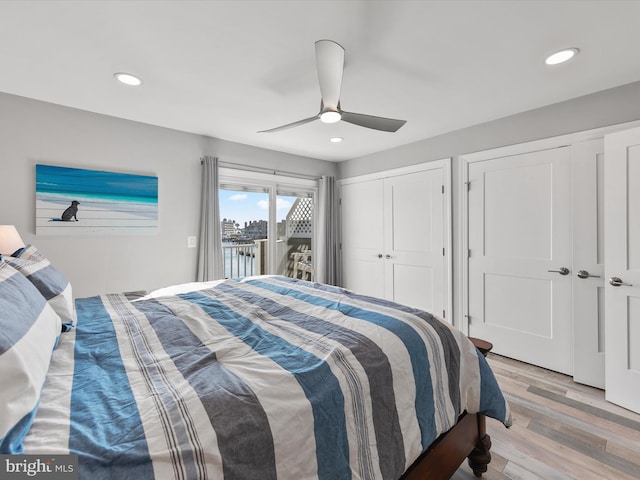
(61, 200, 80, 221)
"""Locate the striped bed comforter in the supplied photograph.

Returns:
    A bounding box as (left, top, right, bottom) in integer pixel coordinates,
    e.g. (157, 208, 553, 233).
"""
(25, 276, 511, 480)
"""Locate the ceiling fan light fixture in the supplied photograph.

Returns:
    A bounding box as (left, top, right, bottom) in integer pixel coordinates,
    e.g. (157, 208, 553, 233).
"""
(114, 72, 143, 86)
(545, 48, 579, 65)
(320, 111, 341, 124)
(330, 137, 343, 143)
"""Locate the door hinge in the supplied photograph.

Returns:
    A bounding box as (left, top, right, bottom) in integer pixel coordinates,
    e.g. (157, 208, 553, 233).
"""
(443, 247, 445, 256)
(464, 314, 471, 323)
(442, 310, 446, 319)
(465, 181, 470, 191)
(467, 249, 471, 258)
(338, 198, 342, 206)
(441, 185, 445, 194)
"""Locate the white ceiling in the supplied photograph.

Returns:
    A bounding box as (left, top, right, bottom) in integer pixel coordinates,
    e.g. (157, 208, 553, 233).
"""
(2, 1, 640, 162)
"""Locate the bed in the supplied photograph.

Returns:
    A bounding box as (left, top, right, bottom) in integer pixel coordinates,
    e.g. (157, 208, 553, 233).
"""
(1, 246, 511, 479)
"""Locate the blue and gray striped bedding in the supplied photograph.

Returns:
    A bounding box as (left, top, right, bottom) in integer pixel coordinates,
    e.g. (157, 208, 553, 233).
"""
(25, 276, 511, 479)
(0, 261, 62, 453)
(4, 244, 76, 332)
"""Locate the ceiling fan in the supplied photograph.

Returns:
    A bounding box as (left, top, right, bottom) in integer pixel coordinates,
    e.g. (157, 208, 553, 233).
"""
(258, 40, 406, 134)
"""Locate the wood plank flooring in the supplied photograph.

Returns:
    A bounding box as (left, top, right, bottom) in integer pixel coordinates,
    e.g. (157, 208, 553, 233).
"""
(452, 354, 640, 480)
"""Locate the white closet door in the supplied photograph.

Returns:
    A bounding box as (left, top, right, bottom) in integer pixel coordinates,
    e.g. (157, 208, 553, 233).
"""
(604, 126, 640, 414)
(340, 160, 451, 316)
(341, 179, 385, 298)
(467, 147, 573, 374)
(384, 169, 444, 314)
(572, 139, 605, 388)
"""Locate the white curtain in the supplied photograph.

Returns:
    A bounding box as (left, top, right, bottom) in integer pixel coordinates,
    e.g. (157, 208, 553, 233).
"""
(317, 175, 339, 285)
(197, 156, 224, 281)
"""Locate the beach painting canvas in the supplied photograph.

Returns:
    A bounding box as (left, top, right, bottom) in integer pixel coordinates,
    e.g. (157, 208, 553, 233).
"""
(36, 164, 158, 235)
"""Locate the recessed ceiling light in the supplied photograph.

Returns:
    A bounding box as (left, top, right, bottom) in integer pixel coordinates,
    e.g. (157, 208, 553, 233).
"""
(330, 137, 343, 143)
(545, 48, 580, 65)
(114, 72, 143, 86)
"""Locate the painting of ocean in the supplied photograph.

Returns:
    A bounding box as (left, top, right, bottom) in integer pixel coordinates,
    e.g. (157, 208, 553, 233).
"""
(36, 164, 158, 235)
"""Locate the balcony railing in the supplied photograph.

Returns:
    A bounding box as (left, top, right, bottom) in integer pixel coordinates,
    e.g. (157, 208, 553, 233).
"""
(222, 239, 312, 280)
(222, 243, 256, 278)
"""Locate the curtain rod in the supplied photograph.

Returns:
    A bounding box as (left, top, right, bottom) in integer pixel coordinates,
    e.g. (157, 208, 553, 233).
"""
(200, 158, 322, 181)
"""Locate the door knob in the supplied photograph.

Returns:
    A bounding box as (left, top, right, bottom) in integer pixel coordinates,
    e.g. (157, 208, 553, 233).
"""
(377, 254, 383, 258)
(385, 254, 393, 259)
(548, 267, 570, 276)
(577, 270, 600, 279)
(609, 277, 633, 287)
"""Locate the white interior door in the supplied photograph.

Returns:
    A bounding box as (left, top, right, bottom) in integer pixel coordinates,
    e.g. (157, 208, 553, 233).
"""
(467, 147, 573, 374)
(340, 179, 385, 298)
(384, 169, 445, 314)
(604, 127, 640, 414)
(572, 139, 606, 388)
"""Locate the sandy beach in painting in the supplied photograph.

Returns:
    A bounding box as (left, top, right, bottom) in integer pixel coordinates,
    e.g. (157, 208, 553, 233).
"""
(36, 192, 158, 235)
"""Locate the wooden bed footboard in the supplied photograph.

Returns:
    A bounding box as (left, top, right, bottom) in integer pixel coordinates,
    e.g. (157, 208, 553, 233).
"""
(400, 337, 495, 479)
(400, 412, 492, 480)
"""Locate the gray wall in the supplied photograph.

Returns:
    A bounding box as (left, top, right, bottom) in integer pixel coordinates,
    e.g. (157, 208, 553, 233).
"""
(337, 80, 640, 326)
(4, 80, 639, 302)
(0, 92, 336, 297)
(338, 80, 640, 180)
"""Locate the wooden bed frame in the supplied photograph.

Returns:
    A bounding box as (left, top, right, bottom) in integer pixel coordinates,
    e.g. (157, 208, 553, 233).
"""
(400, 337, 494, 479)
(400, 412, 492, 479)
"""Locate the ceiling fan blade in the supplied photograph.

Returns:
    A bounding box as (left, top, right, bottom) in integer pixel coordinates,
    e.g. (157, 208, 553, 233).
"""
(315, 40, 344, 109)
(257, 115, 319, 133)
(340, 111, 406, 132)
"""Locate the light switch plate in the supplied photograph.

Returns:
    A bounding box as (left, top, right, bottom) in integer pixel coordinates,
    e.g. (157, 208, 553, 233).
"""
(187, 236, 197, 248)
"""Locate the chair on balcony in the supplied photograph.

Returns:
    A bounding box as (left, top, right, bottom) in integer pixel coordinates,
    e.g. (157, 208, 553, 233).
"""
(292, 250, 313, 281)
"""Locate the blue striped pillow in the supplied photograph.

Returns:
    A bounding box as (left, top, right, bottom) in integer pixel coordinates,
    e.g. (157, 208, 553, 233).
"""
(0, 261, 62, 454)
(5, 244, 76, 332)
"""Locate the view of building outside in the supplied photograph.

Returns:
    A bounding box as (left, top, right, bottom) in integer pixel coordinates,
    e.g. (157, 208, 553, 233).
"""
(219, 188, 313, 279)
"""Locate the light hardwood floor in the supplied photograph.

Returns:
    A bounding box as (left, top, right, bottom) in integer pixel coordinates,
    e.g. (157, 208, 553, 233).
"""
(452, 354, 640, 480)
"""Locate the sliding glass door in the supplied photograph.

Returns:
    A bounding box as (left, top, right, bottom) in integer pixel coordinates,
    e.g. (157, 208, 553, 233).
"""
(218, 187, 268, 278)
(275, 192, 314, 280)
(219, 169, 316, 280)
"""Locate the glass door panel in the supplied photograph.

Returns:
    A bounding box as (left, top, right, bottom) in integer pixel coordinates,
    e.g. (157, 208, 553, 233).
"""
(276, 193, 314, 280)
(219, 188, 269, 278)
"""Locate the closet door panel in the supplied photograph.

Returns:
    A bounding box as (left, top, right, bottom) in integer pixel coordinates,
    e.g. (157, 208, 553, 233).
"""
(605, 127, 640, 414)
(572, 139, 605, 388)
(467, 147, 573, 374)
(341, 179, 384, 298)
(392, 264, 434, 312)
(384, 169, 444, 314)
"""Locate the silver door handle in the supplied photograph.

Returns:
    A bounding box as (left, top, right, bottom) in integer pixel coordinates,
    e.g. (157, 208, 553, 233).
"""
(385, 254, 393, 259)
(577, 270, 600, 279)
(548, 267, 570, 276)
(609, 277, 633, 287)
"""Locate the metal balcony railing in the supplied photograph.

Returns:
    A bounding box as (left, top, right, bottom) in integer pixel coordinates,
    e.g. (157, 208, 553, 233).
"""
(222, 243, 256, 278)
